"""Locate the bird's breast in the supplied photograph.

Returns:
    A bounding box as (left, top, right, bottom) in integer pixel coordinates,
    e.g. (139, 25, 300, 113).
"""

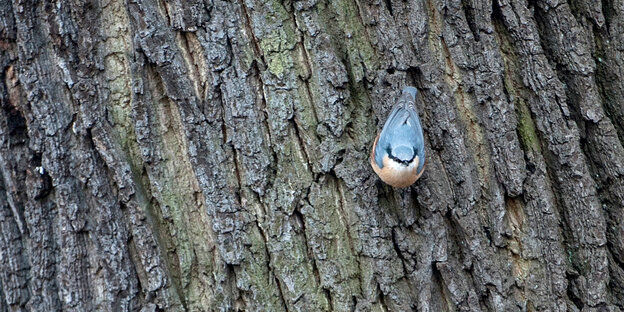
(370, 153, 423, 188)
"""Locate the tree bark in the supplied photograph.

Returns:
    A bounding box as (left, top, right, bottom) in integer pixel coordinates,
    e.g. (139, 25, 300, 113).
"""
(1, 0, 623, 311)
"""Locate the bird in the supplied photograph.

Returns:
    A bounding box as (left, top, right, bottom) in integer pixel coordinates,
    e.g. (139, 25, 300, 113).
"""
(370, 86, 426, 188)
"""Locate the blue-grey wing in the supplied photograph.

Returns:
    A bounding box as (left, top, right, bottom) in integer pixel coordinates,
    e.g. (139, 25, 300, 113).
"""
(407, 103, 425, 169)
(374, 105, 405, 167)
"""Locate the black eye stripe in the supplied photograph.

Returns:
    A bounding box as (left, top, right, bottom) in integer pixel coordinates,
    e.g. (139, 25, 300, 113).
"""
(388, 152, 415, 165)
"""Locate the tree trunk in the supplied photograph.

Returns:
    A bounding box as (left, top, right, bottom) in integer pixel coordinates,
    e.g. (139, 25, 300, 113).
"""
(1, 0, 623, 311)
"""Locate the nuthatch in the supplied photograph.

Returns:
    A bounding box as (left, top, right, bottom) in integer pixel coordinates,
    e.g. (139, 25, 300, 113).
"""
(371, 87, 426, 188)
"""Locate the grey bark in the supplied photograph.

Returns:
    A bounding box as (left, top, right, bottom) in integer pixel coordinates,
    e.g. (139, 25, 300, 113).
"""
(0, 0, 623, 311)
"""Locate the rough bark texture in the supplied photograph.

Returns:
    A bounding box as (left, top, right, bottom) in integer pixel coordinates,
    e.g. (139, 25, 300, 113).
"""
(1, 0, 623, 311)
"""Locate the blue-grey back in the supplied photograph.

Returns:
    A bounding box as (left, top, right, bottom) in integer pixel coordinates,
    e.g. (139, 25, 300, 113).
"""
(374, 88, 425, 171)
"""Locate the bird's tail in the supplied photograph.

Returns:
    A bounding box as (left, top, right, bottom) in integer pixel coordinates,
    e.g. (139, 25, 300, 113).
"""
(402, 86, 418, 101)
